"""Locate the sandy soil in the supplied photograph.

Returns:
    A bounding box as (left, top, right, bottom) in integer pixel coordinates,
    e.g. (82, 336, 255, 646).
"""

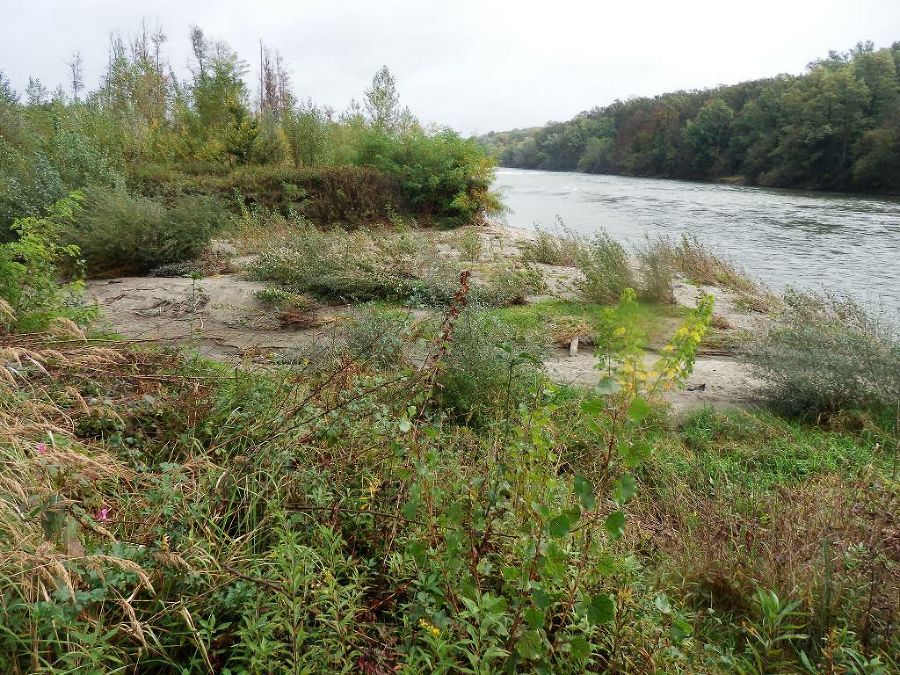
(86, 276, 348, 362)
(87, 225, 769, 412)
(545, 350, 764, 413)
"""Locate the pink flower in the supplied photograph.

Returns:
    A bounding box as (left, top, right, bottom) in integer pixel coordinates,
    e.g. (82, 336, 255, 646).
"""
(35, 442, 47, 455)
(96, 506, 111, 522)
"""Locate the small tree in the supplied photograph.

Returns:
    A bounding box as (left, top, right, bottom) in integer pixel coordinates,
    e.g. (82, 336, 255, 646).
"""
(364, 65, 413, 133)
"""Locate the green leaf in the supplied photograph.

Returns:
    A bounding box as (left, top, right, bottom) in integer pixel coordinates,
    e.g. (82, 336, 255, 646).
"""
(627, 397, 651, 422)
(524, 607, 545, 629)
(502, 566, 520, 581)
(531, 588, 553, 610)
(617, 440, 651, 468)
(613, 474, 637, 504)
(594, 377, 620, 395)
(587, 594, 615, 625)
(515, 630, 543, 659)
(398, 418, 412, 433)
(596, 554, 617, 574)
(573, 475, 596, 510)
(402, 499, 419, 520)
(580, 398, 604, 415)
(567, 636, 591, 660)
(548, 513, 572, 538)
(604, 511, 625, 540)
(654, 594, 672, 615)
(670, 617, 693, 642)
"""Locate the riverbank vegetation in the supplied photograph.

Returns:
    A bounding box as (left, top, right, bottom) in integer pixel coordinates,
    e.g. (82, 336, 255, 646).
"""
(0, 24, 499, 275)
(481, 41, 900, 193)
(2, 207, 897, 672)
(0, 23, 897, 674)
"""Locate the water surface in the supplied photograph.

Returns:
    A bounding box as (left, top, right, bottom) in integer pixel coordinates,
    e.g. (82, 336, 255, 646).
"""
(496, 168, 900, 312)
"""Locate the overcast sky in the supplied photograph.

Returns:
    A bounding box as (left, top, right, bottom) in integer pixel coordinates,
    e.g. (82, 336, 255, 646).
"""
(2, 0, 898, 134)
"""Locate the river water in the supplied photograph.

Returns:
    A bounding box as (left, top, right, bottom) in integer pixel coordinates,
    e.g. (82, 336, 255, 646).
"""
(496, 168, 900, 312)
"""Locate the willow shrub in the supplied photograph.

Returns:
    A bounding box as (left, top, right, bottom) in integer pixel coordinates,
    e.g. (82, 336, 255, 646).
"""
(65, 187, 227, 276)
(741, 289, 900, 419)
(575, 229, 635, 304)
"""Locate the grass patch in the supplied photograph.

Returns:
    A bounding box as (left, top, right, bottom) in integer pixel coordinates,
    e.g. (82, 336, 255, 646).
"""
(491, 298, 687, 349)
(247, 219, 545, 307)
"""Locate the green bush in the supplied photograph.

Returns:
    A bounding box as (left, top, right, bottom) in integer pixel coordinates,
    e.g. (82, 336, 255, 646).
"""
(344, 306, 414, 368)
(355, 128, 501, 227)
(66, 188, 227, 276)
(0, 193, 95, 332)
(434, 309, 545, 424)
(741, 290, 900, 418)
(575, 230, 635, 304)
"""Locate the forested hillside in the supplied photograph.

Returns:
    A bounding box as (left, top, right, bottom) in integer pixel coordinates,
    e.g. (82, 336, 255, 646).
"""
(482, 42, 900, 192)
(0, 25, 499, 245)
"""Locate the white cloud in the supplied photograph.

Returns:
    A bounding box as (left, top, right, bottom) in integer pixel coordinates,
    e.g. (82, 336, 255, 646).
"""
(2, 0, 897, 134)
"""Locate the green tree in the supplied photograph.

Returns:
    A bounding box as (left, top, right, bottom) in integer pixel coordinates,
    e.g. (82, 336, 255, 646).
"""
(682, 98, 734, 175)
(364, 65, 413, 134)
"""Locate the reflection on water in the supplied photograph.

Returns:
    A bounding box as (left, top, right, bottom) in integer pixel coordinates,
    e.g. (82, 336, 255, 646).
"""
(496, 168, 900, 311)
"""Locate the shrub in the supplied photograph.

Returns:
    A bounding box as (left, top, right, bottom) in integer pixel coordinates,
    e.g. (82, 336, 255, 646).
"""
(355, 127, 502, 227)
(741, 290, 900, 418)
(634, 235, 675, 303)
(575, 230, 635, 304)
(0, 193, 95, 332)
(473, 264, 546, 306)
(66, 188, 227, 276)
(434, 309, 545, 424)
(456, 228, 483, 262)
(344, 306, 413, 368)
(519, 220, 583, 266)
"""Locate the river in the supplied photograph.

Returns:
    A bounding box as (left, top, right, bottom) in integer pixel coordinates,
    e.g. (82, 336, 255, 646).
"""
(496, 168, 900, 312)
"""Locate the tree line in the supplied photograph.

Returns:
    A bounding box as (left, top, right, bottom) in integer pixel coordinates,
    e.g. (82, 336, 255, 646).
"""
(481, 42, 900, 193)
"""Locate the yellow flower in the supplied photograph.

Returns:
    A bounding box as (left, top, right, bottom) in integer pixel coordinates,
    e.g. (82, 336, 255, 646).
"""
(367, 478, 381, 499)
(419, 618, 440, 637)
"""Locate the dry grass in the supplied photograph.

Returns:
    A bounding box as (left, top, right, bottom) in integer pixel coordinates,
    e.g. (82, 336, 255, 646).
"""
(632, 445, 899, 650)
